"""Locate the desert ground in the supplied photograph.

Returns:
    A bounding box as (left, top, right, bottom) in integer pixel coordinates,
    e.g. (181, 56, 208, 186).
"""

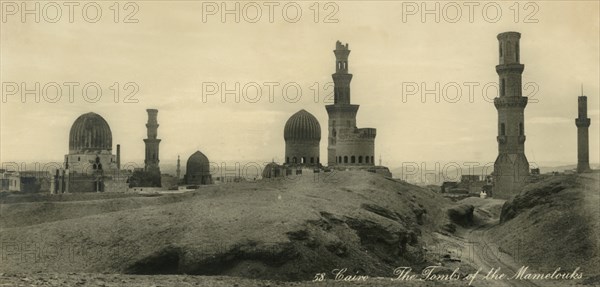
(1, 171, 598, 286)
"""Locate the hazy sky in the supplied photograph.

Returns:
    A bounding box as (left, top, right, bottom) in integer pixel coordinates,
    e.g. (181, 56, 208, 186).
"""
(1, 1, 599, 170)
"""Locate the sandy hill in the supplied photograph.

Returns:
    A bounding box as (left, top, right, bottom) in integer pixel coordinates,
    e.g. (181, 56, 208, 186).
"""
(0, 170, 453, 282)
(490, 173, 600, 282)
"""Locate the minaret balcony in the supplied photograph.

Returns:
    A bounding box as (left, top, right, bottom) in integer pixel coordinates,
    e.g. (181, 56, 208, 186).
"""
(494, 97, 528, 109)
(575, 118, 591, 128)
(495, 63, 524, 74)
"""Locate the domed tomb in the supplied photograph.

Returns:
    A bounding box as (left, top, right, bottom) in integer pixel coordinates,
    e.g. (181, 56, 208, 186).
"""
(284, 109, 321, 165)
(65, 112, 116, 174)
(185, 150, 213, 185)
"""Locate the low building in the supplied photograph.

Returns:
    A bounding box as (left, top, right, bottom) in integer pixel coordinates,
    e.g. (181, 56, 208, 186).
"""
(0, 170, 46, 193)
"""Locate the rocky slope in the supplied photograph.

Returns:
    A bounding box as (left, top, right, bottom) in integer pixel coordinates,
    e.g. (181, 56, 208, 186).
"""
(0, 171, 453, 282)
(490, 173, 600, 284)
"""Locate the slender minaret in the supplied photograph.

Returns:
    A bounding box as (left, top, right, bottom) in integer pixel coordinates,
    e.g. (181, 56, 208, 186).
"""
(176, 155, 181, 179)
(492, 32, 530, 198)
(144, 109, 161, 174)
(116, 144, 121, 170)
(326, 41, 376, 167)
(576, 88, 591, 173)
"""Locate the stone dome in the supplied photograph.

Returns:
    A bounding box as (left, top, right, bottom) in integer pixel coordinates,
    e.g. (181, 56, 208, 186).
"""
(69, 112, 112, 153)
(262, 162, 283, 179)
(186, 151, 211, 175)
(284, 110, 321, 141)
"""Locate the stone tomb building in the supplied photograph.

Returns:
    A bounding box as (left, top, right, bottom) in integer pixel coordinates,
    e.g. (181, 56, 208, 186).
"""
(58, 112, 127, 193)
(65, 112, 118, 174)
(184, 151, 213, 185)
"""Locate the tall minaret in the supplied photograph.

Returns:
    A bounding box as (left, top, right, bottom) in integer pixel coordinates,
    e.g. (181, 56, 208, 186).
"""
(176, 155, 181, 179)
(492, 32, 530, 198)
(325, 41, 376, 167)
(576, 89, 591, 173)
(144, 109, 161, 174)
(326, 41, 358, 166)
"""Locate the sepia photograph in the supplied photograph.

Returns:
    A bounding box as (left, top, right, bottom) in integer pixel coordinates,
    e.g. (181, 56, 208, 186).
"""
(0, 1, 599, 286)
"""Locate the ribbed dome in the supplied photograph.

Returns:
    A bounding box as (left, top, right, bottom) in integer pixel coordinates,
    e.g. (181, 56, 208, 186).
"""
(69, 112, 112, 153)
(186, 151, 210, 175)
(262, 162, 283, 178)
(284, 110, 321, 141)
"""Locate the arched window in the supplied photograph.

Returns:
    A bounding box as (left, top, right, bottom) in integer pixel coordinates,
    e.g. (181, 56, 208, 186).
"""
(317, 157, 319, 163)
(516, 42, 520, 62)
(286, 157, 289, 164)
(344, 156, 348, 163)
(499, 42, 503, 57)
(338, 156, 342, 163)
(365, 156, 369, 164)
(78, 157, 80, 161)
(351, 156, 356, 163)
(500, 123, 506, 136)
(310, 157, 314, 163)
(358, 156, 363, 163)
(519, 122, 524, 135)
(371, 156, 375, 164)
(293, 157, 297, 163)
(301, 157, 306, 164)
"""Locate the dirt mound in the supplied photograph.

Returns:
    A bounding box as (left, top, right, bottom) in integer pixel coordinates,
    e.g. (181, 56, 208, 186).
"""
(490, 173, 600, 278)
(0, 171, 452, 281)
